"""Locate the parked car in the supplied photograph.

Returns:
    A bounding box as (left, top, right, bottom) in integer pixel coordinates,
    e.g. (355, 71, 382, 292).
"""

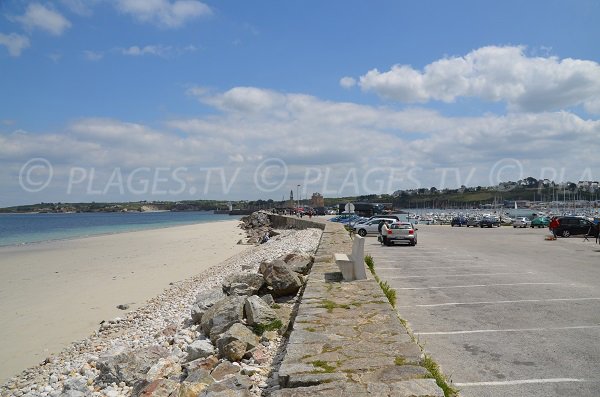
(466, 217, 481, 227)
(554, 216, 597, 237)
(530, 216, 550, 228)
(354, 218, 394, 237)
(348, 217, 369, 227)
(365, 215, 401, 222)
(339, 215, 361, 225)
(512, 217, 532, 228)
(451, 217, 468, 227)
(384, 222, 418, 246)
(329, 214, 358, 223)
(480, 217, 501, 228)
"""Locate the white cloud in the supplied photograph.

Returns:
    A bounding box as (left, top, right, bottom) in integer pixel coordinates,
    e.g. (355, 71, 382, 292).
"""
(48, 52, 63, 63)
(2, 86, 599, 204)
(14, 3, 72, 36)
(339, 76, 356, 89)
(122, 45, 167, 57)
(59, 0, 96, 16)
(84, 50, 103, 61)
(0, 33, 30, 57)
(120, 44, 196, 57)
(115, 0, 211, 28)
(357, 45, 600, 114)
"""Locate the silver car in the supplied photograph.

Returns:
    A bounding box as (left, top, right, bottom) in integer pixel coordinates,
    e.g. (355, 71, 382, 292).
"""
(353, 218, 394, 237)
(512, 217, 531, 228)
(385, 222, 418, 246)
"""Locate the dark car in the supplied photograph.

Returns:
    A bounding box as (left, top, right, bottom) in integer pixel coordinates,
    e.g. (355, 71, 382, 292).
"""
(451, 217, 468, 227)
(479, 217, 501, 228)
(554, 216, 597, 237)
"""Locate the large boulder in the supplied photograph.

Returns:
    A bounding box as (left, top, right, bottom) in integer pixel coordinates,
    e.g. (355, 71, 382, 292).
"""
(248, 212, 270, 228)
(96, 345, 169, 387)
(186, 339, 216, 362)
(179, 381, 211, 397)
(222, 273, 265, 296)
(281, 253, 314, 275)
(258, 259, 303, 297)
(145, 357, 182, 382)
(191, 289, 226, 324)
(244, 295, 278, 327)
(136, 379, 180, 397)
(210, 361, 241, 381)
(201, 296, 245, 342)
(184, 356, 219, 373)
(216, 323, 260, 362)
(199, 374, 254, 396)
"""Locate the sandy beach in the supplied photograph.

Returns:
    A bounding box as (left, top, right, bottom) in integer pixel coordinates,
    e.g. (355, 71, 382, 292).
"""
(0, 219, 248, 383)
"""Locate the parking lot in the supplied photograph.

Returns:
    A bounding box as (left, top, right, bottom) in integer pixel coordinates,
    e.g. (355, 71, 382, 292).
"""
(364, 225, 600, 397)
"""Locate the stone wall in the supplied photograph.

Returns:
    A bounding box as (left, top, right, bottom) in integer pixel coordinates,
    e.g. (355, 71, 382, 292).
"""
(267, 214, 326, 231)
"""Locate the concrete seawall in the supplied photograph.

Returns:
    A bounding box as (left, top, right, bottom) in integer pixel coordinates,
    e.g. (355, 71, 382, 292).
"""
(268, 214, 326, 231)
(268, 215, 445, 396)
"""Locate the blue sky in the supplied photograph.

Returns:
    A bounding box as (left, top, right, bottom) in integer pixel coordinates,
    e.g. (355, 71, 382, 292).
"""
(1, 0, 599, 206)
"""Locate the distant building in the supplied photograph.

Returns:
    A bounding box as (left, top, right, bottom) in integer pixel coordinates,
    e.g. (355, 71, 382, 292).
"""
(310, 192, 324, 207)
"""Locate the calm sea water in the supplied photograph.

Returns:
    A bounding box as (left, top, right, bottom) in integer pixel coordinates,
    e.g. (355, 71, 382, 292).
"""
(0, 211, 239, 247)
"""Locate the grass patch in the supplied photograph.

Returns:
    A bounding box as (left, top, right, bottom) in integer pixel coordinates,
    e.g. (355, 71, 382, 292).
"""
(310, 360, 336, 373)
(271, 303, 281, 309)
(319, 299, 350, 313)
(252, 319, 283, 335)
(322, 345, 342, 353)
(378, 280, 397, 308)
(305, 327, 316, 332)
(364, 254, 375, 274)
(394, 356, 407, 366)
(421, 355, 459, 397)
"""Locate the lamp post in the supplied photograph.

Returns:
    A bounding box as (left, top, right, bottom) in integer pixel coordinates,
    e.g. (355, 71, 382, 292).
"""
(297, 184, 300, 210)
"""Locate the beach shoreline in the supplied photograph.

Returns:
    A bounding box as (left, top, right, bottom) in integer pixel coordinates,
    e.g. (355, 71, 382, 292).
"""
(0, 219, 248, 383)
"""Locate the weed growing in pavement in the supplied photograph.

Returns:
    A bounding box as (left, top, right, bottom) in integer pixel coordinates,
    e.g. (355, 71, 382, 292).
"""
(319, 299, 350, 313)
(421, 355, 459, 397)
(378, 280, 397, 308)
(365, 254, 375, 274)
(394, 356, 407, 366)
(310, 360, 336, 373)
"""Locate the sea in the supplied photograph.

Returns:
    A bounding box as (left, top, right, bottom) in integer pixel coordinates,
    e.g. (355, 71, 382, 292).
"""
(0, 211, 239, 247)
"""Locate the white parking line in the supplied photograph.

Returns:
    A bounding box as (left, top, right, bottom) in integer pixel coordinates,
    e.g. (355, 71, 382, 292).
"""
(396, 282, 563, 290)
(402, 297, 600, 308)
(375, 257, 469, 262)
(416, 324, 600, 336)
(389, 271, 534, 279)
(376, 264, 507, 271)
(455, 378, 588, 387)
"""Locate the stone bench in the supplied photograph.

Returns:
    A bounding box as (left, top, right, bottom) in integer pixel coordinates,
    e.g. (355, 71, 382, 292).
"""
(334, 235, 367, 281)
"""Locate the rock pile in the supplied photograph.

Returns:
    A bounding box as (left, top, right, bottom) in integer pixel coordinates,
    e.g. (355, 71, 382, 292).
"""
(93, 252, 315, 397)
(1, 226, 321, 397)
(239, 211, 279, 245)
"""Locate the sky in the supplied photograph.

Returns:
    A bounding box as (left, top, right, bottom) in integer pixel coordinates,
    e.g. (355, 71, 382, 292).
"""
(1, 0, 600, 206)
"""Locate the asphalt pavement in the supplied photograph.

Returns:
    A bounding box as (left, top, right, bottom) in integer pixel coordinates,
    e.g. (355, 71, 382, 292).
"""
(365, 224, 600, 397)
